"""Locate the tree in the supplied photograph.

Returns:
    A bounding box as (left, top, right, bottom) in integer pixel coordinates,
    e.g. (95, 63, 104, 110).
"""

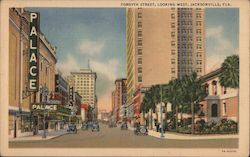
(219, 55, 239, 131)
(219, 55, 239, 88)
(165, 79, 184, 131)
(181, 72, 207, 134)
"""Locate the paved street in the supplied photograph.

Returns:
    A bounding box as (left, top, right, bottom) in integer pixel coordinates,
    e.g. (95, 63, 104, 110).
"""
(9, 123, 238, 148)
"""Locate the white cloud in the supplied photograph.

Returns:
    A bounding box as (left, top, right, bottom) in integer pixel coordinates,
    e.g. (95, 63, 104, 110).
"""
(206, 25, 238, 73)
(78, 39, 105, 55)
(206, 25, 223, 38)
(90, 58, 119, 81)
(56, 54, 80, 76)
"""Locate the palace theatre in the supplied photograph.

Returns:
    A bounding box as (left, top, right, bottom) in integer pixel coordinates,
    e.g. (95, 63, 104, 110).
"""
(9, 8, 57, 138)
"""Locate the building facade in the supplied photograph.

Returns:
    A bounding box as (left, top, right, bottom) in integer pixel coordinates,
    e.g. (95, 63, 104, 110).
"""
(9, 8, 57, 138)
(114, 79, 127, 122)
(67, 68, 97, 119)
(55, 71, 69, 107)
(125, 8, 205, 122)
(199, 68, 238, 122)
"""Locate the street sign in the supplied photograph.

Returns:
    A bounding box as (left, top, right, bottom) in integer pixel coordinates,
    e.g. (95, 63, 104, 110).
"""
(28, 12, 40, 92)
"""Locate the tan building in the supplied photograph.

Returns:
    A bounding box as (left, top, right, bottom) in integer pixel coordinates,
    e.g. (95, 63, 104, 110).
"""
(126, 8, 205, 121)
(9, 8, 57, 138)
(67, 68, 97, 119)
(67, 69, 97, 106)
(199, 68, 238, 122)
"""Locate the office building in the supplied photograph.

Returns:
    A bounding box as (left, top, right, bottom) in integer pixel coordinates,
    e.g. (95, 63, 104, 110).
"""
(126, 8, 205, 121)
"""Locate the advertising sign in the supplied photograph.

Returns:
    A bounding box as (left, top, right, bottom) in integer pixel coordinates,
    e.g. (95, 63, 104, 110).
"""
(69, 86, 74, 106)
(32, 104, 58, 111)
(28, 12, 40, 91)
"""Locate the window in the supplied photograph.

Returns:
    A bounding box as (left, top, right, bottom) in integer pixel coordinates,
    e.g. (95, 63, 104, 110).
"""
(196, 13, 202, 18)
(138, 76, 142, 82)
(223, 102, 227, 115)
(138, 49, 142, 55)
(138, 40, 142, 46)
(171, 59, 175, 64)
(138, 31, 142, 37)
(138, 12, 142, 18)
(171, 41, 175, 46)
(197, 44, 202, 49)
(212, 80, 217, 95)
(171, 23, 175, 28)
(138, 67, 142, 73)
(171, 68, 175, 73)
(171, 49, 175, 55)
(196, 37, 202, 42)
(171, 13, 175, 19)
(138, 58, 142, 64)
(138, 22, 142, 28)
(171, 32, 175, 37)
(196, 21, 201, 26)
(196, 29, 201, 34)
(40, 62, 43, 71)
(223, 87, 227, 94)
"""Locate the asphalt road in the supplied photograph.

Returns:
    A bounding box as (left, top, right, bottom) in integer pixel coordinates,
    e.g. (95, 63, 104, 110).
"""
(9, 123, 238, 148)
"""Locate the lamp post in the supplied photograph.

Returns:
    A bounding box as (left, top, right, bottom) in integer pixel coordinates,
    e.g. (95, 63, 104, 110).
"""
(40, 86, 48, 139)
(160, 85, 164, 138)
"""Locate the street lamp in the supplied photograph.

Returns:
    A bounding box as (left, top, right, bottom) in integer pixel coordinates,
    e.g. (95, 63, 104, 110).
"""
(40, 86, 48, 139)
(160, 85, 164, 138)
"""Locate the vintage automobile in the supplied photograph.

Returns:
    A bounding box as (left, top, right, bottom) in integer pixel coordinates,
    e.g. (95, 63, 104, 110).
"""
(120, 123, 128, 130)
(91, 123, 100, 132)
(134, 125, 148, 135)
(108, 122, 117, 128)
(67, 124, 77, 134)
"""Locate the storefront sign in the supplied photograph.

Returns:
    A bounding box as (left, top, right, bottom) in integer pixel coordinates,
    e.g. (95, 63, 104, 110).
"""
(28, 12, 40, 91)
(32, 104, 57, 111)
(69, 86, 74, 106)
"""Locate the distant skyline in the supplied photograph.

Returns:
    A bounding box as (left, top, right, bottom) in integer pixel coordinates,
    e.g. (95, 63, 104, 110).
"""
(27, 8, 239, 112)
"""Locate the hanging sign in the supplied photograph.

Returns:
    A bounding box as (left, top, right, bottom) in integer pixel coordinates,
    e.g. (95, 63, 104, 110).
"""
(28, 12, 40, 91)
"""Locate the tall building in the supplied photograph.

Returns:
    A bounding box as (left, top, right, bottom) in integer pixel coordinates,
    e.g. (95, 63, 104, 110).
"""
(55, 71, 69, 107)
(114, 79, 127, 122)
(67, 69, 97, 117)
(9, 8, 58, 138)
(126, 8, 205, 121)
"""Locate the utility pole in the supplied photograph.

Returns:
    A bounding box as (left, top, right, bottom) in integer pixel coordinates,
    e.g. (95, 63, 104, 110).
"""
(160, 85, 164, 138)
(41, 86, 48, 139)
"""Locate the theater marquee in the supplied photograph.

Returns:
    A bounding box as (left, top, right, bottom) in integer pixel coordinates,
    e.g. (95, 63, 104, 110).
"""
(28, 12, 40, 91)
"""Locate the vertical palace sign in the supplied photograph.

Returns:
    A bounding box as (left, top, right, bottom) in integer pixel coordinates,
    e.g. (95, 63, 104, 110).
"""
(28, 12, 40, 92)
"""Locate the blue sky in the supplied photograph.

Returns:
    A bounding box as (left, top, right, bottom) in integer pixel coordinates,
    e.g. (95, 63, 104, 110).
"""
(27, 8, 238, 111)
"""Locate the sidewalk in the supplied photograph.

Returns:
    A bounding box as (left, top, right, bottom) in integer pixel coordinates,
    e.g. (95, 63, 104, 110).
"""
(9, 129, 68, 142)
(148, 130, 239, 140)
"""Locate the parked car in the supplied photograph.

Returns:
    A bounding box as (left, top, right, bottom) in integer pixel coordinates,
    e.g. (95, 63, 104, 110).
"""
(67, 124, 77, 134)
(134, 125, 148, 135)
(92, 123, 100, 132)
(120, 123, 128, 130)
(109, 123, 117, 128)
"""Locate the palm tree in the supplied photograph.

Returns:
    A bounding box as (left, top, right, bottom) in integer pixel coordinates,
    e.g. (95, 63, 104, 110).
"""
(182, 72, 207, 134)
(219, 55, 239, 131)
(165, 79, 184, 131)
(219, 55, 239, 88)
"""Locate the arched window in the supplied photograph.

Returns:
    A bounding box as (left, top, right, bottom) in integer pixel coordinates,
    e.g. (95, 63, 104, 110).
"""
(211, 104, 218, 117)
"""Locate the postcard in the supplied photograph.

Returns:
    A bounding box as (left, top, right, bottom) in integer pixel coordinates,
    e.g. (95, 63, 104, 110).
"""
(0, 0, 249, 156)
